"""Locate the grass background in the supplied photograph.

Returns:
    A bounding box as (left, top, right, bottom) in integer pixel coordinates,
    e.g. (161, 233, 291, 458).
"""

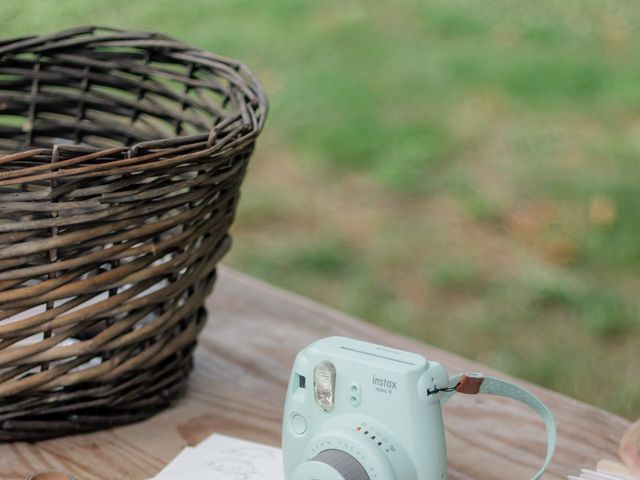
(1, 0, 638, 418)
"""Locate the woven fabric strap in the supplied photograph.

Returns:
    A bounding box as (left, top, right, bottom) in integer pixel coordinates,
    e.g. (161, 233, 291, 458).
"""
(441, 374, 557, 480)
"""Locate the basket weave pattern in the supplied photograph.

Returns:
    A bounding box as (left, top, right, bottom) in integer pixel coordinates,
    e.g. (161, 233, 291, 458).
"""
(0, 26, 266, 440)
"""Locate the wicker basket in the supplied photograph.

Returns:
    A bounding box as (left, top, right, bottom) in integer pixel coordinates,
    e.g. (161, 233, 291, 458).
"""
(0, 26, 267, 441)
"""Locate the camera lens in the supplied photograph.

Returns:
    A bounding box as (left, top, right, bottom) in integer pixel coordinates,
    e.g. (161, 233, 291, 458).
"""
(291, 449, 370, 480)
(312, 449, 369, 480)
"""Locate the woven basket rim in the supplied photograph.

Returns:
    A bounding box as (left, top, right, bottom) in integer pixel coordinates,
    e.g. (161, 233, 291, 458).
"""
(0, 25, 268, 161)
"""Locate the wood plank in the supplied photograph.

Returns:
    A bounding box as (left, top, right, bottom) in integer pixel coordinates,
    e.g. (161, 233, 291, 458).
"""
(0, 267, 630, 479)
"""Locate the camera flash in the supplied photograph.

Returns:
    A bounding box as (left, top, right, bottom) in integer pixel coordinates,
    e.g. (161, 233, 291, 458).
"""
(314, 361, 336, 411)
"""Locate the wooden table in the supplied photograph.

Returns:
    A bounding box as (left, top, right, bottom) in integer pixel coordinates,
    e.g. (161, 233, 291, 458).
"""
(0, 267, 630, 479)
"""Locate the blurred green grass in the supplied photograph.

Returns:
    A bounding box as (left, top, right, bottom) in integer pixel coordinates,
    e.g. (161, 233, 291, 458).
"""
(1, 0, 638, 418)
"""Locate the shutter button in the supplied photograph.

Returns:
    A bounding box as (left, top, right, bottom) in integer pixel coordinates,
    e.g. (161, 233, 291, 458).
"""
(291, 414, 308, 435)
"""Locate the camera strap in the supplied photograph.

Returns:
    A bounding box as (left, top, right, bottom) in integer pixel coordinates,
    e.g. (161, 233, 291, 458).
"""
(440, 373, 557, 480)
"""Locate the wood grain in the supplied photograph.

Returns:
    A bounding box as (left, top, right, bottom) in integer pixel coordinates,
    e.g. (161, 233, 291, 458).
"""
(0, 267, 630, 479)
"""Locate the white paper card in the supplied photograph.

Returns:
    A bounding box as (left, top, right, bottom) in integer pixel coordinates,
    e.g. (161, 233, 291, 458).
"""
(568, 462, 639, 480)
(154, 434, 284, 480)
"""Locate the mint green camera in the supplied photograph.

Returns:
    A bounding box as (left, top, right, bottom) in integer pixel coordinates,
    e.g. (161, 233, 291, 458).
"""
(282, 336, 451, 480)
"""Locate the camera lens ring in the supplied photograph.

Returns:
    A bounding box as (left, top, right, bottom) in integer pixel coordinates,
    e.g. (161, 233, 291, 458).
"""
(291, 460, 356, 480)
(311, 449, 370, 480)
(297, 427, 397, 480)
